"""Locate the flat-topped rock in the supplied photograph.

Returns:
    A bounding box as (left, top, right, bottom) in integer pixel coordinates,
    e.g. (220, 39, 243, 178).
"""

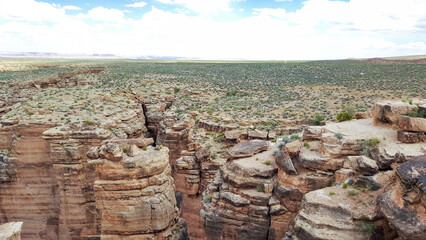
(222, 148, 277, 187)
(227, 140, 270, 160)
(285, 184, 391, 240)
(324, 119, 424, 157)
(399, 116, 426, 133)
(345, 155, 379, 176)
(373, 100, 418, 124)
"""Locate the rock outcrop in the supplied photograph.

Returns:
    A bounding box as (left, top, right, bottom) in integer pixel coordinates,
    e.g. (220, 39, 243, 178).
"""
(201, 146, 278, 240)
(378, 155, 426, 240)
(88, 143, 187, 239)
(0, 222, 23, 240)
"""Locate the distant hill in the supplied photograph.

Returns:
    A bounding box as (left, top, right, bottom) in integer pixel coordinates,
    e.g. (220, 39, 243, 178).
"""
(363, 56, 426, 63)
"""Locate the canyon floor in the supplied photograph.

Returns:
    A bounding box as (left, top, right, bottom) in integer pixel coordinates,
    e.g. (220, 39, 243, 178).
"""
(0, 58, 425, 240)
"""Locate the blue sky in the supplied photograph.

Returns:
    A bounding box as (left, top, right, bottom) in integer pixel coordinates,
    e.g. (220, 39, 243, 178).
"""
(0, 0, 425, 60)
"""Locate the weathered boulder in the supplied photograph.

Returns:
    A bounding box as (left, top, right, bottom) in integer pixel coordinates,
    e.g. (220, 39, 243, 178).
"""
(378, 155, 426, 240)
(284, 140, 302, 157)
(379, 189, 426, 240)
(301, 126, 323, 141)
(275, 150, 297, 175)
(370, 147, 396, 170)
(248, 129, 268, 139)
(0, 222, 23, 240)
(395, 155, 426, 188)
(98, 143, 123, 161)
(345, 155, 379, 176)
(226, 140, 270, 160)
(397, 130, 425, 143)
(224, 129, 247, 143)
(399, 116, 426, 133)
(298, 147, 343, 171)
(372, 101, 417, 124)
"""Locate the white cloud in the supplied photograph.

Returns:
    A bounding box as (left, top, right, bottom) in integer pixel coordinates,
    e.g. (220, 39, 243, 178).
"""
(78, 7, 126, 23)
(125, 2, 147, 8)
(0, 0, 66, 22)
(63, 5, 81, 10)
(252, 8, 286, 19)
(287, 0, 426, 32)
(0, 0, 425, 60)
(155, 0, 232, 13)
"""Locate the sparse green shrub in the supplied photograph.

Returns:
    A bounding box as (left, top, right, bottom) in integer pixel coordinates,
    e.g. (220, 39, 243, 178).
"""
(195, 119, 200, 124)
(358, 138, 380, 157)
(211, 152, 217, 159)
(403, 107, 426, 118)
(264, 160, 271, 165)
(348, 190, 358, 196)
(203, 194, 212, 203)
(342, 183, 349, 188)
(303, 142, 310, 147)
(228, 90, 238, 96)
(329, 192, 335, 196)
(336, 111, 355, 122)
(175, 109, 184, 114)
(335, 132, 344, 140)
(309, 114, 324, 125)
(174, 87, 180, 94)
(356, 217, 376, 235)
(290, 134, 300, 141)
(142, 146, 147, 151)
(256, 185, 265, 192)
(272, 149, 279, 156)
(84, 120, 94, 125)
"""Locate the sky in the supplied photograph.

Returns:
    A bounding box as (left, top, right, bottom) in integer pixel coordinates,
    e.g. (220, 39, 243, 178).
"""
(0, 0, 425, 60)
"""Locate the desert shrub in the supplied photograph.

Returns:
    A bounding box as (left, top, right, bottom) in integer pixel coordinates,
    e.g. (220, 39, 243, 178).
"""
(348, 190, 358, 196)
(303, 142, 310, 147)
(228, 90, 238, 96)
(211, 152, 217, 159)
(329, 192, 335, 196)
(358, 138, 380, 157)
(356, 218, 376, 235)
(309, 114, 324, 125)
(256, 185, 265, 192)
(174, 87, 180, 94)
(403, 107, 426, 118)
(84, 120, 94, 125)
(290, 134, 300, 140)
(264, 160, 271, 165)
(336, 112, 355, 122)
(342, 183, 349, 188)
(203, 194, 212, 203)
(334, 132, 344, 139)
